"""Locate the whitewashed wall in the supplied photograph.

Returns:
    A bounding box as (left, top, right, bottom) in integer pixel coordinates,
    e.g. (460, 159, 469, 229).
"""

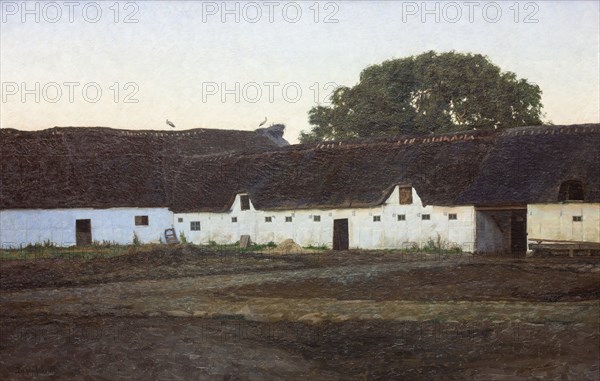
(0, 208, 173, 248)
(175, 187, 476, 250)
(0, 187, 478, 250)
(527, 203, 600, 243)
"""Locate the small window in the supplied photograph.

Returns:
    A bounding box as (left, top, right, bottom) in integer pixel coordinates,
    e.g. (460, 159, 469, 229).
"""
(135, 215, 148, 226)
(448, 214, 457, 220)
(373, 215, 381, 222)
(313, 215, 321, 222)
(231, 217, 237, 223)
(422, 214, 431, 221)
(285, 216, 293, 222)
(178, 218, 183, 223)
(399, 187, 413, 205)
(240, 195, 250, 211)
(573, 216, 582, 222)
(398, 214, 406, 221)
(265, 216, 272, 223)
(190, 221, 201, 231)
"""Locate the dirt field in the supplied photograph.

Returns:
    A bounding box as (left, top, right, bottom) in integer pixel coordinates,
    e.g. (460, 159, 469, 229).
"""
(1, 246, 599, 380)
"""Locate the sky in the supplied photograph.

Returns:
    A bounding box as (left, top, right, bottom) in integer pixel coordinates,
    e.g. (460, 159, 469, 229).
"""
(1, 0, 599, 143)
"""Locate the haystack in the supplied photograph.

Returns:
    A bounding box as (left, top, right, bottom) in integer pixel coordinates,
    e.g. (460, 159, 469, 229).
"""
(276, 239, 303, 253)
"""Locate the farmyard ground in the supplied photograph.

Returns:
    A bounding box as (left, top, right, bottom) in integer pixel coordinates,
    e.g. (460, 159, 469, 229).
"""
(1, 247, 598, 380)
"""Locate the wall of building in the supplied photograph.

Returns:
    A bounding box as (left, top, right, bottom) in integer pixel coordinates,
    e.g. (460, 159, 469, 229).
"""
(527, 203, 600, 243)
(0, 208, 173, 248)
(175, 187, 476, 250)
(0, 187, 479, 250)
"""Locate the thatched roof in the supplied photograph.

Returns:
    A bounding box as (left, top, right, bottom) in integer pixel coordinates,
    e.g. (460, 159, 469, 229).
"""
(1, 124, 598, 211)
(456, 124, 600, 205)
(0, 126, 287, 209)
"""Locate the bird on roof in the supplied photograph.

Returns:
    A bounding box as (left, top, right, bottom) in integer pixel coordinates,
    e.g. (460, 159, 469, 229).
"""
(258, 117, 267, 127)
(166, 119, 175, 128)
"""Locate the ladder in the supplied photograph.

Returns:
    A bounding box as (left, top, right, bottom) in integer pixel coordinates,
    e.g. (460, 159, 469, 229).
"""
(164, 228, 179, 244)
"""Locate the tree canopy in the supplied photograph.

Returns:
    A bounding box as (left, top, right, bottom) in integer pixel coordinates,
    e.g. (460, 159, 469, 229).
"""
(300, 51, 544, 143)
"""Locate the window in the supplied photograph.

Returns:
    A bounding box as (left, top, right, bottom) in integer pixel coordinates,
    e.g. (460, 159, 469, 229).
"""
(231, 217, 237, 223)
(373, 215, 381, 222)
(240, 195, 250, 210)
(190, 221, 201, 231)
(448, 213, 457, 220)
(285, 216, 293, 222)
(399, 187, 413, 205)
(135, 215, 148, 226)
(559, 180, 584, 201)
(421, 214, 431, 221)
(398, 214, 406, 221)
(265, 216, 272, 223)
(178, 218, 183, 223)
(313, 215, 321, 222)
(573, 216, 582, 222)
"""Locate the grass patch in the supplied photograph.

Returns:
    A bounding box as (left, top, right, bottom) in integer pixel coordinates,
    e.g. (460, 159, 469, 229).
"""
(303, 244, 329, 251)
(200, 241, 277, 253)
(0, 242, 156, 261)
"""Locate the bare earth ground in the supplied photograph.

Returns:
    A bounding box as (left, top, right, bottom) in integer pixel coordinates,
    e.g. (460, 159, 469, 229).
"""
(1, 246, 599, 380)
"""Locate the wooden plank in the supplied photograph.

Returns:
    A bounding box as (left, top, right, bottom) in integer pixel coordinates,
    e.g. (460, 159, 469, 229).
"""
(529, 237, 600, 245)
(239, 235, 251, 248)
(530, 243, 600, 250)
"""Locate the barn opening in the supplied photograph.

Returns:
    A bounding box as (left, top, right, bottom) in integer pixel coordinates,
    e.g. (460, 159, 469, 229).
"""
(75, 219, 92, 246)
(475, 207, 527, 255)
(333, 219, 349, 250)
(558, 180, 584, 201)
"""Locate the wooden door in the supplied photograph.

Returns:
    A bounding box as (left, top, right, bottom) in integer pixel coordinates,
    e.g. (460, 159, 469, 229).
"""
(333, 219, 349, 251)
(76, 219, 92, 246)
(510, 211, 527, 254)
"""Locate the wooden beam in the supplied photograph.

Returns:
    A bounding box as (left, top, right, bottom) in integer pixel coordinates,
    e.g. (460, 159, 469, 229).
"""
(528, 238, 600, 244)
(476, 206, 527, 211)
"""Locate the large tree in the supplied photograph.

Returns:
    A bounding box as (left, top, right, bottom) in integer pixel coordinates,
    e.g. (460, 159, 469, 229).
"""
(300, 51, 544, 142)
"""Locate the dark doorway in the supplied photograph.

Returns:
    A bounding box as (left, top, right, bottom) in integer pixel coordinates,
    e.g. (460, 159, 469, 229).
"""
(510, 211, 527, 254)
(475, 207, 527, 255)
(76, 219, 92, 246)
(333, 219, 349, 251)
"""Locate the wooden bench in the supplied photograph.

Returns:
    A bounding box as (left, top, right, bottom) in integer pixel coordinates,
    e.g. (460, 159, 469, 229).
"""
(528, 238, 600, 257)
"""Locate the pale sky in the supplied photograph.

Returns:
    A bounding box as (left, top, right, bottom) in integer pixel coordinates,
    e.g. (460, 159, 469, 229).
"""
(1, 0, 599, 143)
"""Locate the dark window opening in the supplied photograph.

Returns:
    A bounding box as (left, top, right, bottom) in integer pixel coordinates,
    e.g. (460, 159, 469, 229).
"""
(178, 218, 183, 223)
(422, 214, 431, 221)
(573, 216, 582, 222)
(313, 215, 321, 222)
(231, 217, 237, 223)
(373, 215, 381, 222)
(285, 216, 292, 222)
(265, 216, 272, 223)
(448, 213, 457, 220)
(398, 214, 406, 221)
(240, 195, 250, 210)
(558, 180, 584, 201)
(399, 187, 413, 205)
(135, 215, 149, 226)
(190, 221, 201, 231)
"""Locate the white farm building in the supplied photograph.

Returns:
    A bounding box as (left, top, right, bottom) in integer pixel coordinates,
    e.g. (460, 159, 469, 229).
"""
(1, 123, 599, 255)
